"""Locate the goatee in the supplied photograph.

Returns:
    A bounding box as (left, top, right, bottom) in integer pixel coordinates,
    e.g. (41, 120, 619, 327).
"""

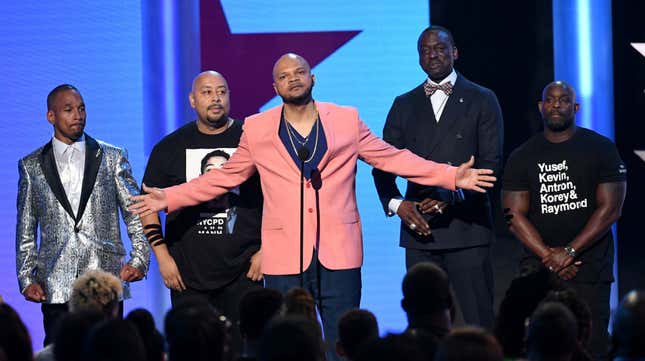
(545, 117, 574, 132)
(206, 115, 229, 129)
(280, 85, 313, 106)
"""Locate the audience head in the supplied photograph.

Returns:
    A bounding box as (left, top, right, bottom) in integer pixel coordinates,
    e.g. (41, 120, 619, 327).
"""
(401, 262, 453, 330)
(354, 333, 426, 361)
(526, 302, 577, 361)
(126, 308, 164, 361)
(435, 327, 503, 361)
(611, 290, 645, 358)
(336, 309, 379, 361)
(494, 268, 564, 358)
(283, 286, 317, 321)
(239, 288, 283, 341)
(0, 303, 33, 361)
(165, 297, 232, 361)
(54, 310, 106, 361)
(543, 290, 592, 347)
(82, 319, 147, 361)
(69, 269, 123, 318)
(258, 315, 325, 361)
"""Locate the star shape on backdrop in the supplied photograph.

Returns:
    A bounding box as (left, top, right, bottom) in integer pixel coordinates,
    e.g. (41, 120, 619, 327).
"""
(630, 43, 645, 163)
(200, 0, 361, 120)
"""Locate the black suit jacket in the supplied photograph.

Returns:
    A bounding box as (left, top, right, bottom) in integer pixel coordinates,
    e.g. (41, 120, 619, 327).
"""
(372, 74, 503, 250)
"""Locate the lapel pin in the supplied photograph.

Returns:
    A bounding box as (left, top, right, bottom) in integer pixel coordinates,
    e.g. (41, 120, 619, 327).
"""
(459, 98, 464, 103)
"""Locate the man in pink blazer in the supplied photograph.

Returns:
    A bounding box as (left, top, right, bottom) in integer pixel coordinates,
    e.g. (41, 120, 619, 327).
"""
(131, 53, 495, 361)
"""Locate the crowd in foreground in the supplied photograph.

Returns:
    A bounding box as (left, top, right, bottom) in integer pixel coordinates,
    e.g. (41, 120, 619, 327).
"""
(1, 263, 644, 361)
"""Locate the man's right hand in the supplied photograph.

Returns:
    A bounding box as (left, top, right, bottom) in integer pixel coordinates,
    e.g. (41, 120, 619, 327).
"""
(129, 184, 168, 217)
(158, 254, 186, 292)
(23, 283, 46, 302)
(397, 200, 431, 236)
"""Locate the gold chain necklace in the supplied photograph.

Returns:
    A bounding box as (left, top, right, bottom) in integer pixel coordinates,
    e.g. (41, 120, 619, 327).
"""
(284, 109, 319, 163)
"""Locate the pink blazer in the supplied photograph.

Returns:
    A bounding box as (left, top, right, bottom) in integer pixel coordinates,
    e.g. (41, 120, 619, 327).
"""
(165, 102, 457, 275)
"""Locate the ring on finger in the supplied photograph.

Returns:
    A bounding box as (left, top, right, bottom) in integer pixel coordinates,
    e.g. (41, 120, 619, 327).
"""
(409, 223, 417, 230)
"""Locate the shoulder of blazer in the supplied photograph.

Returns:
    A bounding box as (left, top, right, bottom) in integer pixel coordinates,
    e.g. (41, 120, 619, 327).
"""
(22, 144, 47, 165)
(243, 104, 282, 135)
(89, 136, 126, 161)
(396, 83, 426, 102)
(316, 101, 358, 120)
(455, 73, 497, 98)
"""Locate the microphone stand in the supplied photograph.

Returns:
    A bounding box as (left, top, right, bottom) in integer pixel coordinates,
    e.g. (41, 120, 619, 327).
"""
(297, 147, 310, 288)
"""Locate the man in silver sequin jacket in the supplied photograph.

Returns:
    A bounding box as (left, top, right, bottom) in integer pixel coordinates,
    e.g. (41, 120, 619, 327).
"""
(15, 84, 149, 345)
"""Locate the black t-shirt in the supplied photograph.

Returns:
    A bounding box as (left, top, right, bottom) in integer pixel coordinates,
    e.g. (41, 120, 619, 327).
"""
(503, 128, 626, 282)
(143, 120, 262, 289)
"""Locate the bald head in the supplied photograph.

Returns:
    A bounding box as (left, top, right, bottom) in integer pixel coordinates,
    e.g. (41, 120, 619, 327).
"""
(192, 71, 227, 93)
(539, 80, 579, 132)
(272, 53, 311, 81)
(189, 70, 231, 131)
(272, 53, 315, 106)
(542, 81, 576, 103)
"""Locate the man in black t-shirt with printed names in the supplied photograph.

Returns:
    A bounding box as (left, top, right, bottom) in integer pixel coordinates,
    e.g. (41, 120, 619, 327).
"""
(141, 71, 263, 355)
(503, 81, 626, 361)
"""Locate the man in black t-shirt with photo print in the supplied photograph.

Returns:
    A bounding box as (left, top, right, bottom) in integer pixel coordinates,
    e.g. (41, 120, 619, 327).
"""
(141, 71, 263, 355)
(503, 81, 627, 361)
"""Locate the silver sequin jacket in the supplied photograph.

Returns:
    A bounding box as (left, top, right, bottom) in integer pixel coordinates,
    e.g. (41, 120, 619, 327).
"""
(16, 134, 150, 303)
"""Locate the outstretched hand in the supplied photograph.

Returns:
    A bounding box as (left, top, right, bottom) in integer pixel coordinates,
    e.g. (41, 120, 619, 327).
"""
(129, 184, 168, 217)
(455, 156, 496, 193)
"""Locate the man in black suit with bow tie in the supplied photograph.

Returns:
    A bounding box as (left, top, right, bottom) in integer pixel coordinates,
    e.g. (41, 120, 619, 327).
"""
(372, 25, 503, 328)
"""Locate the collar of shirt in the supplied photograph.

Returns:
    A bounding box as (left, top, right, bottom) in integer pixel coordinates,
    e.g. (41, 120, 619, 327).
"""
(426, 69, 458, 87)
(52, 134, 86, 158)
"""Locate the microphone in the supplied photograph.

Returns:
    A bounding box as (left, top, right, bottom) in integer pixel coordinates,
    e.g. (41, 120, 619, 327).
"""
(297, 147, 310, 162)
(297, 146, 309, 288)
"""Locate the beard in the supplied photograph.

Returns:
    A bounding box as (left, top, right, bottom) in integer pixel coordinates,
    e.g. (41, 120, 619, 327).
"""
(280, 83, 314, 106)
(545, 114, 574, 132)
(204, 105, 229, 128)
(205, 114, 228, 128)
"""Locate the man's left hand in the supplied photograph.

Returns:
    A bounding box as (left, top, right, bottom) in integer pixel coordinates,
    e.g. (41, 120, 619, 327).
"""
(120, 264, 144, 282)
(247, 250, 263, 282)
(417, 198, 448, 215)
(455, 156, 496, 193)
(542, 247, 573, 273)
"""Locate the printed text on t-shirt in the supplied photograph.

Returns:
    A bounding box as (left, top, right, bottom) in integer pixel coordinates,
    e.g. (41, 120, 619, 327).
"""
(537, 160, 588, 214)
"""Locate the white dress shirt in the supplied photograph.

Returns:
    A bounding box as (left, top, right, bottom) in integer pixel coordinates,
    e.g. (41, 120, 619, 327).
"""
(52, 135, 86, 215)
(427, 69, 457, 122)
(387, 69, 458, 215)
